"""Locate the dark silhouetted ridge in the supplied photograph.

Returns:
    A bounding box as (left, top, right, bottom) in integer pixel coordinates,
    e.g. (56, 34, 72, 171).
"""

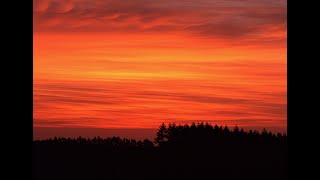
(33, 123, 287, 180)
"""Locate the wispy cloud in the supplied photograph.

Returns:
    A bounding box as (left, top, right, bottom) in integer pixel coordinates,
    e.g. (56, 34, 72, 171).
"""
(33, 0, 287, 132)
(34, 0, 286, 41)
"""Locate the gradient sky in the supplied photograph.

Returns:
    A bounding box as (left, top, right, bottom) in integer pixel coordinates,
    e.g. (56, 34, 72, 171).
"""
(33, 0, 287, 132)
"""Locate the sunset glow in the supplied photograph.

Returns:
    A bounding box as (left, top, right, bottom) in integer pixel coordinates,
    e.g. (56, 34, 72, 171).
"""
(33, 0, 287, 132)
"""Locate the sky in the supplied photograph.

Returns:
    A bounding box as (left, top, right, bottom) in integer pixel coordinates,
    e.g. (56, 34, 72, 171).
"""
(33, 0, 287, 136)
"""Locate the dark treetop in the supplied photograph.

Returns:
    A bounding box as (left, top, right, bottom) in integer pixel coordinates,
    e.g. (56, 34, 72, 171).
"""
(33, 122, 287, 180)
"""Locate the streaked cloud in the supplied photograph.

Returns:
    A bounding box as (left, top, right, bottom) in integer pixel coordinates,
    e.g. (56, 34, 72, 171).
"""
(33, 0, 287, 133)
(33, 0, 286, 41)
(34, 58, 287, 129)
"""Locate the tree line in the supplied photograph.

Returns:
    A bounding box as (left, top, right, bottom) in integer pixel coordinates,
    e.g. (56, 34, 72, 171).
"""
(34, 122, 287, 147)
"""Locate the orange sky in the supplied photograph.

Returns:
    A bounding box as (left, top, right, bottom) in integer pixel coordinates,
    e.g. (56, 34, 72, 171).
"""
(33, 0, 287, 131)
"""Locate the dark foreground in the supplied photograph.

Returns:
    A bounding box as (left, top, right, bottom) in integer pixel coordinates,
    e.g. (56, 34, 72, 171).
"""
(32, 123, 287, 180)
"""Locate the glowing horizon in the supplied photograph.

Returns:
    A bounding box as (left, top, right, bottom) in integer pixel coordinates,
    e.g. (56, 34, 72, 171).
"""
(33, 0, 287, 131)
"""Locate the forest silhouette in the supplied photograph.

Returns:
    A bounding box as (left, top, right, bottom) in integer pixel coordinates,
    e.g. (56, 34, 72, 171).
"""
(33, 122, 287, 180)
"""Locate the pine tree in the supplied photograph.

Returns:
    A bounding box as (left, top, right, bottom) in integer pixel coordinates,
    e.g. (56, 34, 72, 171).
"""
(154, 122, 168, 146)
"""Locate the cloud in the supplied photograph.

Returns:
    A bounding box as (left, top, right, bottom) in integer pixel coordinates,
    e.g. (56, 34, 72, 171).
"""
(33, 0, 74, 13)
(33, 0, 49, 12)
(34, 77, 286, 129)
(33, 0, 286, 40)
(49, 0, 74, 13)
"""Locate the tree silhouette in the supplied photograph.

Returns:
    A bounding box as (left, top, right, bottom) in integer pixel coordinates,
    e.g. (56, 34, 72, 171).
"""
(33, 122, 287, 180)
(154, 122, 168, 146)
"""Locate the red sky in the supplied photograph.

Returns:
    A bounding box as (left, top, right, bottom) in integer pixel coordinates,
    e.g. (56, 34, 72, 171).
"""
(33, 0, 287, 133)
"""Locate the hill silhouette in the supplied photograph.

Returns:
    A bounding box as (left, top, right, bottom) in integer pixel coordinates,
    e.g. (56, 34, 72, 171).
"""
(32, 122, 287, 180)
